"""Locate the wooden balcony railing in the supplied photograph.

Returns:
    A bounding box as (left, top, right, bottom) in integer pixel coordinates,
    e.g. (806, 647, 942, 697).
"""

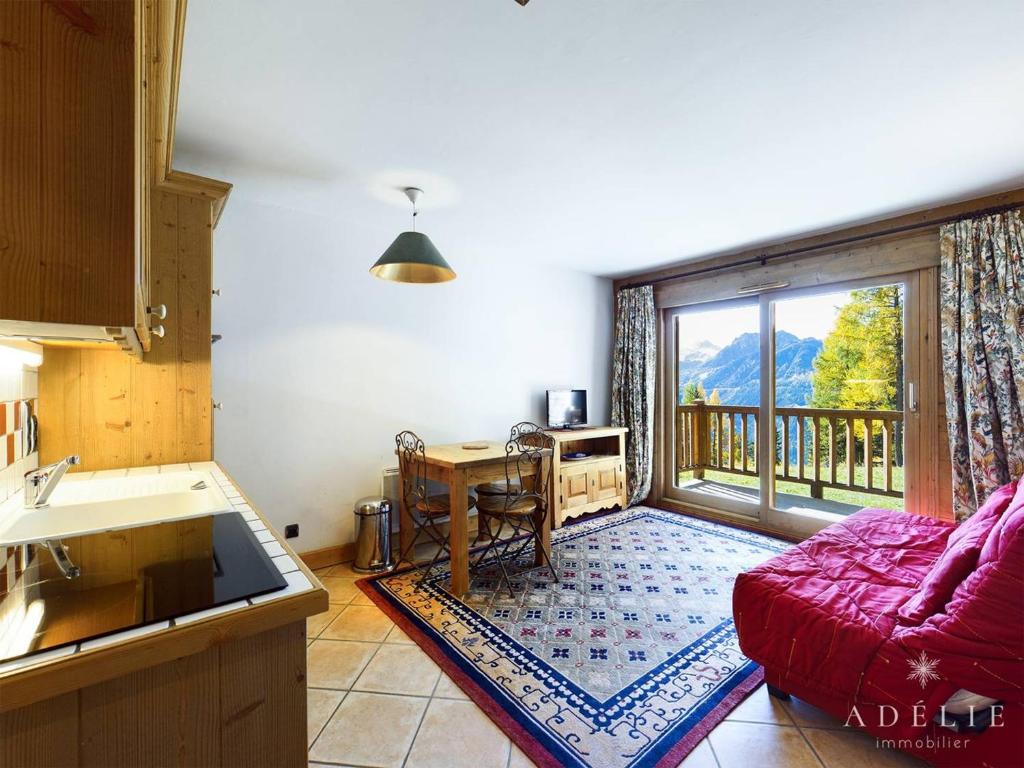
(676, 400, 904, 499)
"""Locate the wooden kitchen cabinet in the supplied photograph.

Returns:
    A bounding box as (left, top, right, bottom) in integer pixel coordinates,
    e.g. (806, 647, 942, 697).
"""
(0, 0, 150, 352)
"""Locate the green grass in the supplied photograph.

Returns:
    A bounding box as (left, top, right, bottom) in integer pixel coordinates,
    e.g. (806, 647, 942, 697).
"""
(678, 463, 905, 511)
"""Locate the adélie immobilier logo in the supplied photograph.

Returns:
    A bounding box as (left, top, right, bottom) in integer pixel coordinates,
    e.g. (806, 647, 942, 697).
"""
(841, 651, 1005, 753)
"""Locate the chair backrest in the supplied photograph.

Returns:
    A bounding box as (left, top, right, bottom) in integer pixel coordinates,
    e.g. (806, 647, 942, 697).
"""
(395, 430, 429, 509)
(504, 421, 554, 508)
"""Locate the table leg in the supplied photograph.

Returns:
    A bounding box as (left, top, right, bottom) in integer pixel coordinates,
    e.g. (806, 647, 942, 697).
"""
(448, 469, 470, 597)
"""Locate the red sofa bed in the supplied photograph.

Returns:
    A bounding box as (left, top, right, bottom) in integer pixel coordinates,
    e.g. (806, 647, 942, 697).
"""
(733, 480, 1024, 768)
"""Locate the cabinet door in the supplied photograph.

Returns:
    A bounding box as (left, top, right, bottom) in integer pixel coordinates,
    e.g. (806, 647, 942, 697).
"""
(561, 466, 591, 510)
(0, 0, 136, 327)
(590, 461, 621, 503)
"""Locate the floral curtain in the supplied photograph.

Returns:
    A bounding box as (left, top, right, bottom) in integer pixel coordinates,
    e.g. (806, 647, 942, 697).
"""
(939, 209, 1024, 521)
(611, 285, 657, 506)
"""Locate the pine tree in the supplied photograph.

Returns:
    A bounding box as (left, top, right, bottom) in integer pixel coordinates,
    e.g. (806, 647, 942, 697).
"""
(809, 286, 903, 466)
(682, 381, 706, 404)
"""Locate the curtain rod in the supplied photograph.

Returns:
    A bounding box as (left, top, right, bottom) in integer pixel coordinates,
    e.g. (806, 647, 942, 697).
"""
(620, 200, 1022, 290)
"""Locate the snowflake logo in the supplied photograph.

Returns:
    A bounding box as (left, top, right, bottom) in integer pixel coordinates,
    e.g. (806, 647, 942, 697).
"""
(906, 651, 941, 688)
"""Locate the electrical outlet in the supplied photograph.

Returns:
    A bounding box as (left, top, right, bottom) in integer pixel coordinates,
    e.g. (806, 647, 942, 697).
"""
(284, 524, 299, 539)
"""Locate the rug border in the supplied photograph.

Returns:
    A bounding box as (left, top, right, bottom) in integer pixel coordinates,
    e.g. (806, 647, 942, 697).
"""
(357, 575, 566, 768)
(358, 505, 784, 767)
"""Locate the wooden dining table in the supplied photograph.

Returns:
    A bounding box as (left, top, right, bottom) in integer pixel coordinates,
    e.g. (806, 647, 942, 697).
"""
(396, 440, 553, 598)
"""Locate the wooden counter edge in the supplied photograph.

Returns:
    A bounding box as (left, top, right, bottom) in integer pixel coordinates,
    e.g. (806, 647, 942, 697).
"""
(0, 463, 329, 713)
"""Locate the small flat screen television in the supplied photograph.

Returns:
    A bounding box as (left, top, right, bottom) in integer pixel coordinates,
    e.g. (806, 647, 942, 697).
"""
(547, 389, 588, 428)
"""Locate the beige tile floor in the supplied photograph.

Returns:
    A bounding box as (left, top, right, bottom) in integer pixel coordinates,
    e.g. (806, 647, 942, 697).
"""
(307, 564, 928, 768)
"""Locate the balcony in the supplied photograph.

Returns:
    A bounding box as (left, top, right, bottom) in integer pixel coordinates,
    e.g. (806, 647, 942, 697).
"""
(675, 400, 904, 516)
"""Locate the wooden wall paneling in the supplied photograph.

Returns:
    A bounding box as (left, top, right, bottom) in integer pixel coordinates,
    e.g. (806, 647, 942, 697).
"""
(130, 190, 181, 466)
(176, 195, 213, 462)
(219, 621, 307, 768)
(38, 348, 83, 465)
(0, 691, 78, 768)
(38, 0, 135, 327)
(39, 346, 135, 472)
(0, 1, 42, 322)
(2, 623, 306, 767)
(176, 646, 223, 768)
(79, 643, 221, 768)
(79, 349, 133, 470)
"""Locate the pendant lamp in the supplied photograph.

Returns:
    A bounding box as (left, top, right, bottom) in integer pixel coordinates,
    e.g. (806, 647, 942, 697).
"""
(370, 187, 455, 283)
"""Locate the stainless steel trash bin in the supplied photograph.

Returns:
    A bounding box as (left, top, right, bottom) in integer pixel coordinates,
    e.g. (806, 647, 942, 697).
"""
(353, 497, 393, 573)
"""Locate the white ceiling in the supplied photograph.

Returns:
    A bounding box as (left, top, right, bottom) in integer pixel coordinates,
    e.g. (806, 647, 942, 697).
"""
(176, 0, 1024, 277)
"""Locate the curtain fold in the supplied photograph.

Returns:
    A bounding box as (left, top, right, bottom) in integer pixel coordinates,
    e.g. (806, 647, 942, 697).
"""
(611, 285, 657, 506)
(939, 209, 1024, 520)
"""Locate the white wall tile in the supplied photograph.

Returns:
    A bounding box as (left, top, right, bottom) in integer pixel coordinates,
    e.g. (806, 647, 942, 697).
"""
(0, 365, 37, 504)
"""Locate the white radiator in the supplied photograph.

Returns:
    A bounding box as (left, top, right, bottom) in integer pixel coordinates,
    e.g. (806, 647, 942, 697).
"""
(381, 466, 401, 533)
(379, 466, 479, 534)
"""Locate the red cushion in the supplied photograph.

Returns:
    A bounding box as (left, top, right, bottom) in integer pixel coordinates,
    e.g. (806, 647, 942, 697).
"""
(897, 481, 1016, 625)
(979, 479, 1024, 565)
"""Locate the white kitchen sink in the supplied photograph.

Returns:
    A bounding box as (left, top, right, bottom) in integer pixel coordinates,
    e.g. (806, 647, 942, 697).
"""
(0, 470, 232, 546)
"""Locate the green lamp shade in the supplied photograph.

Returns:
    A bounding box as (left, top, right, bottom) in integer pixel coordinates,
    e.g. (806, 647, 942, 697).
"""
(370, 231, 456, 283)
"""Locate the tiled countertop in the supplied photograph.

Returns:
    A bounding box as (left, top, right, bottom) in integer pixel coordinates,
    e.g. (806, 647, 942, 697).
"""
(0, 460, 323, 678)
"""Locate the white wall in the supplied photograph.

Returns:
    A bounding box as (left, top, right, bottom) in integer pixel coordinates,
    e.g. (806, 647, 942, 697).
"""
(211, 198, 613, 552)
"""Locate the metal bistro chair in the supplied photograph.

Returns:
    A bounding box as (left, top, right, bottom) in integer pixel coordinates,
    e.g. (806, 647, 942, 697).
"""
(472, 422, 558, 596)
(393, 430, 475, 587)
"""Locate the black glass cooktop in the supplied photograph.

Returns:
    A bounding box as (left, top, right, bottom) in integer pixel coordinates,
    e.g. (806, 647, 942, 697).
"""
(0, 512, 287, 664)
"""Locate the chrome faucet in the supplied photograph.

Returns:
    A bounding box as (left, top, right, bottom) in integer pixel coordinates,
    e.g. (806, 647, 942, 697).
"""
(22, 456, 83, 579)
(24, 455, 80, 508)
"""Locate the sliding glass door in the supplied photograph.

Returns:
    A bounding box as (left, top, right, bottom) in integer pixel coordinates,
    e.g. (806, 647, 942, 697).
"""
(770, 283, 905, 518)
(664, 275, 913, 534)
(666, 297, 763, 517)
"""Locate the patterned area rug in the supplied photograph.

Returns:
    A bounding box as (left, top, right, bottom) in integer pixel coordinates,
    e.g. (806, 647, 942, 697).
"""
(360, 506, 790, 768)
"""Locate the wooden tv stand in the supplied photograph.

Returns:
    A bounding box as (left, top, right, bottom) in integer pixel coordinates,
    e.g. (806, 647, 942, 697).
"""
(545, 426, 629, 528)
